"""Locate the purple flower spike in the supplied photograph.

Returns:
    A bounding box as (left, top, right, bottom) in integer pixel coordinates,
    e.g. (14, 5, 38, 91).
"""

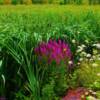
(34, 39, 72, 67)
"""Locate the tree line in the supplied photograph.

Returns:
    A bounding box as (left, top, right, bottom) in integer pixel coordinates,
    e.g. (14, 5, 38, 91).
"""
(0, 0, 100, 5)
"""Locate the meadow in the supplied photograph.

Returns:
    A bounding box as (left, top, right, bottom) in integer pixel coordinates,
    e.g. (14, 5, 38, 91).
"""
(0, 5, 100, 100)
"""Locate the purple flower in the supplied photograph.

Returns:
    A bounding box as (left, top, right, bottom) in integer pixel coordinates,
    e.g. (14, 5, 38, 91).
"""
(34, 39, 72, 66)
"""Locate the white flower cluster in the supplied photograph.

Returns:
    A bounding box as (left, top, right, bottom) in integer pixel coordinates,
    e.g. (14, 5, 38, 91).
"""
(77, 44, 92, 59)
(76, 42, 100, 66)
(76, 45, 85, 53)
(93, 43, 100, 49)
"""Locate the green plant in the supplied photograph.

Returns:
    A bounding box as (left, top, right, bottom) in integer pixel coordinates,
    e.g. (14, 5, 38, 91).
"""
(0, 5, 100, 100)
(76, 54, 100, 90)
(42, 80, 56, 100)
(6, 37, 40, 99)
(68, 72, 78, 88)
(96, 91, 100, 99)
(40, 62, 69, 99)
(0, 0, 4, 4)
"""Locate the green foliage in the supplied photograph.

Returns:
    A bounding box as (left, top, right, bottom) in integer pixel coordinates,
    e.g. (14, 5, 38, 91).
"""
(76, 55, 100, 90)
(68, 72, 78, 88)
(48, 0, 53, 3)
(0, 6, 100, 99)
(12, 0, 23, 4)
(42, 80, 56, 100)
(32, 0, 43, 3)
(96, 91, 100, 99)
(75, 0, 83, 4)
(41, 62, 69, 99)
(0, 0, 4, 4)
(0, 0, 100, 4)
(12, 0, 17, 4)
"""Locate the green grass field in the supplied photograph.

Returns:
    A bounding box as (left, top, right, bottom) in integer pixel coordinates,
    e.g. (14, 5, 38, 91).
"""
(0, 5, 100, 13)
(0, 5, 100, 34)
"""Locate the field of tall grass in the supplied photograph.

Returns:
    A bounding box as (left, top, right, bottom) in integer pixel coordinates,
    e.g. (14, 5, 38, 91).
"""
(0, 5, 100, 100)
(0, 5, 100, 13)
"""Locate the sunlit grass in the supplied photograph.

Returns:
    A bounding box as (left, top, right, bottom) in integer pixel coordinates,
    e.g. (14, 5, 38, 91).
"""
(0, 5, 100, 14)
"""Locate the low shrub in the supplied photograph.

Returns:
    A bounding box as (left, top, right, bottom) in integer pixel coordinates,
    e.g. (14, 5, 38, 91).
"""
(76, 50, 100, 90)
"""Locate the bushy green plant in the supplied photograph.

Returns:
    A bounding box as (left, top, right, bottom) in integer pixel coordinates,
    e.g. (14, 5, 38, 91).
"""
(42, 80, 57, 100)
(67, 72, 78, 88)
(76, 54, 100, 90)
(40, 62, 69, 99)
(12, 0, 17, 4)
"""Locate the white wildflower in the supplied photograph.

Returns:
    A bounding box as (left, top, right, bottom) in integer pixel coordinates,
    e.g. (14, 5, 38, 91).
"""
(92, 91, 97, 95)
(68, 61, 73, 65)
(72, 39, 76, 43)
(86, 54, 91, 58)
(77, 31, 80, 34)
(93, 44, 96, 46)
(78, 46, 80, 48)
(77, 62, 80, 65)
(90, 58, 93, 61)
(77, 46, 83, 53)
(92, 63, 98, 67)
(97, 73, 100, 76)
(96, 43, 100, 49)
(93, 43, 100, 49)
(98, 57, 100, 60)
(92, 55, 96, 59)
(89, 90, 93, 93)
(79, 58, 83, 62)
(81, 44, 86, 48)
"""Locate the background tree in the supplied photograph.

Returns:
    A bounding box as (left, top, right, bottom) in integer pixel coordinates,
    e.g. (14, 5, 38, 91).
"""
(23, 0, 32, 4)
(48, 0, 53, 3)
(12, 0, 23, 4)
(98, 0, 100, 4)
(75, 0, 83, 4)
(88, 0, 91, 4)
(1, 0, 100, 5)
(63, 0, 70, 4)
(32, 0, 43, 3)
(88, 0, 99, 5)
(97, 0, 100, 4)
(4, 0, 11, 4)
(12, 0, 17, 4)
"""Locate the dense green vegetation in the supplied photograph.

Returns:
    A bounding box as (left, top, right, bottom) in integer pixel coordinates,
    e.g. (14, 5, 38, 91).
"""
(0, 0, 100, 4)
(0, 5, 100, 100)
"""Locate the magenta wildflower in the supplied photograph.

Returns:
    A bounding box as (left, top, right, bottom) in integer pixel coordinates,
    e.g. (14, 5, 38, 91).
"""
(34, 39, 72, 65)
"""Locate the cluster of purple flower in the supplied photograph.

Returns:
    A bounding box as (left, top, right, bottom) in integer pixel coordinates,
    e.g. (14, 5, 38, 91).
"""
(34, 39, 72, 65)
